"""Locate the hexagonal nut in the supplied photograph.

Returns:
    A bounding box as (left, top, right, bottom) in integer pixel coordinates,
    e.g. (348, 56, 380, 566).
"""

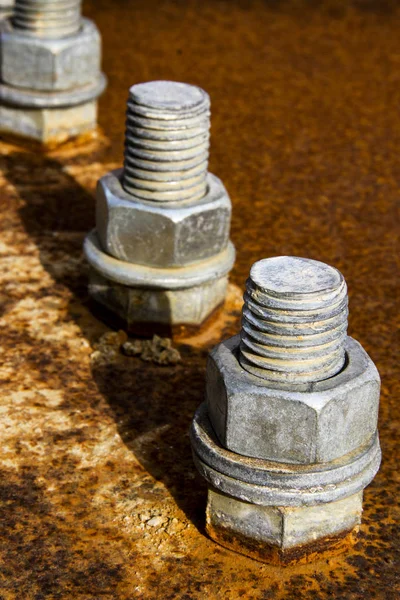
(0, 18, 101, 91)
(207, 335, 380, 464)
(88, 269, 229, 329)
(206, 487, 362, 565)
(0, 100, 97, 144)
(96, 169, 232, 268)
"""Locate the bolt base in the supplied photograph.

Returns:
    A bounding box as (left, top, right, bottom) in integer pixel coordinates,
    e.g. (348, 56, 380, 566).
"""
(88, 289, 226, 340)
(207, 511, 359, 566)
(206, 487, 362, 566)
(88, 268, 229, 334)
(0, 100, 98, 146)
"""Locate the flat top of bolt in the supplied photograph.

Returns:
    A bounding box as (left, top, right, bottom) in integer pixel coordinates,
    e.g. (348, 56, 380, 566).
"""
(250, 256, 343, 296)
(129, 81, 209, 112)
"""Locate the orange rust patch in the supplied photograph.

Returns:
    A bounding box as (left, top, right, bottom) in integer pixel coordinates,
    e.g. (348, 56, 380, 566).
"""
(0, 126, 102, 153)
(207, 519, 360, 567)
(0, 0, 398, 597)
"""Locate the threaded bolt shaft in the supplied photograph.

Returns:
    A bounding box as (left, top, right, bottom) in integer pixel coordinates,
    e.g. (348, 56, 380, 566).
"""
(122, 80, 211, 203)
(13, 0, 82, 38)
(239, 256, 348, 384)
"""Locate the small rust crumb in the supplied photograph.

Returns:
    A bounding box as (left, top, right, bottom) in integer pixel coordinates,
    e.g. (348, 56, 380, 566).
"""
(122, 335, 181, 366)
(121, 339, 143, 357)
(91, 330, 129, 363)
(91, 331, 181, 366)
(99, 330, 128, 347)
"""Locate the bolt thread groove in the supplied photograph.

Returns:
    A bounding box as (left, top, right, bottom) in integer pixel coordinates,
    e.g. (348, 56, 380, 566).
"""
(122, 81, 210, 203)
(239, 257, 348, 384)
(13, 0, 82, 38)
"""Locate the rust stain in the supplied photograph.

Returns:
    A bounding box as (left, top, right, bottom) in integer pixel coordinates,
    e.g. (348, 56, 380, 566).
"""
(207, 520, 359, 567)
(89, 297, 220, 340)
(0, 126, 105, 154)
(0, 0, 398, 598)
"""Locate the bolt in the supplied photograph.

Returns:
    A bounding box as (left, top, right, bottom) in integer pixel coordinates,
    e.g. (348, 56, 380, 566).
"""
(13, 0, 82, 38)
(240, 256, 348, 383)
(191, 256, 381, 565)
(84, 80, 235, 333)
(123, 80, 210, 203)
(0, 0, 106, 144)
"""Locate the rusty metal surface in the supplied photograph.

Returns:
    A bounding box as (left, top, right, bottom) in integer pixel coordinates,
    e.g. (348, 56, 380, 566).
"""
(0, 0, 398, 597)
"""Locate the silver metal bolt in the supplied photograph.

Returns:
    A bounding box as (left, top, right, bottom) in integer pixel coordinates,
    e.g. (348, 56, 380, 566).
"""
(123, 81, 210, 203)
(240, 256, 348, 383)
(84, 81, 235, 332)
(13, 0, 82, 38)
(191, 256, 381, 565)
(0, 0, 106, 144)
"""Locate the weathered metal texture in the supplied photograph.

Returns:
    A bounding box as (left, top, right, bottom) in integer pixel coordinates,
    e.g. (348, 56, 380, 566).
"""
(206, 488, 363, 565)
(123, 81, 210, 203)
(1, 18, 101, 91)
(206, 336, 380, 463)
(191, 257, 381, 562)
(84, 230, 235, 290)
(88, 268, 230, 330)
(191, 403, 381, 506)
(13, 0, 82, 38)
(96, 170, 231, 268)
(240, 256, 349, 384)
(0, 3, 105, 144)
(0, 98, 97, 144)
(86, 81, 235, 331)
(0, 0, 398, 597)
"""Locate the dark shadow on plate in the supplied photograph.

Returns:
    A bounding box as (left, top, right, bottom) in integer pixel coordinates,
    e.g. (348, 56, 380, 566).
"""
(3, 149, 209, 529)
(91, 346, 209, 530)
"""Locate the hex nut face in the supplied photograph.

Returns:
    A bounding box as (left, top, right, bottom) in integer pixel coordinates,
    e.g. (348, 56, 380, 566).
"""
(206, 487, 362, 564)
(96, 169, 232, 268)
(0, 19, 101, 91)
(89, 269, 228, 328)
(0, 99, 97, 143)
(207, 335, 380, 464)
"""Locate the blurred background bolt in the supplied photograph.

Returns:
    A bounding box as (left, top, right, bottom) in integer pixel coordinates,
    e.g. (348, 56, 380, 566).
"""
(0, 0, 14, 19)
(12, 0, 81, 37)
(0, 0, 106, 145)
(191, 256, 381, 565)
(84, 81, 235, 334)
